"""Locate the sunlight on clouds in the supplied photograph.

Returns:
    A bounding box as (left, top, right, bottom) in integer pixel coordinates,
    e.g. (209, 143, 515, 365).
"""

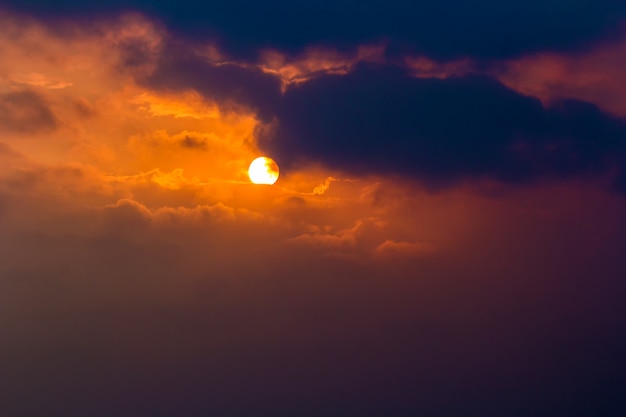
(131, 91, 220, 119)
(288, 221, 364, 249)
(4, 9, 618, 272)
(0, 12, 163, 166)
(0, 10, 263, 187)
(125, 121, 258, 181)
(375, 240, 438, 258)
(105, 198, 264, 225)
(0, 9, 473, 270)
(0, 12, 161, 95)
(495, 37, 626, 115)
(149, 168, 197, 190)
(259, 43, 386, 88)
(9, 72, 73, 89)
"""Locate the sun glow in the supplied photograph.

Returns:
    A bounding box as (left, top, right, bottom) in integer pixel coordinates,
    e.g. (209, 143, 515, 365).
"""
(248, 157, 280, 185)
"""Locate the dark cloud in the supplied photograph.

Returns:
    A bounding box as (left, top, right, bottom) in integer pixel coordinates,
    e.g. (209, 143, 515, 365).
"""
(614, 156, 626, 193)
(0, 90, 57, 134)
(258, 64, 626, 189)
(3, 0, 626, 61)
(117, 36, 160, 73)
(144, 44, 281, 120)
(179, 135, 208, 150)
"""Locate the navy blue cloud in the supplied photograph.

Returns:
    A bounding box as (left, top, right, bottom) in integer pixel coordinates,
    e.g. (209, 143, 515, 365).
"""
(258, 64, 626, 189)
(3, 0, 626, 60)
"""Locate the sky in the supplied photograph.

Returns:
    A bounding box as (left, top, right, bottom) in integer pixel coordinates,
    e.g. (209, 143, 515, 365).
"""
(0, 1, 625, 416)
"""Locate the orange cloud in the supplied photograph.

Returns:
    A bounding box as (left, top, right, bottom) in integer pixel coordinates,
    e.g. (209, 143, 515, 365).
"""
(494, 34, 626, 116)
(375, 240, 438, 258)
(258, 43, 387, 88)
(130, 91, 220, 119)
(9, 72, 73, 89)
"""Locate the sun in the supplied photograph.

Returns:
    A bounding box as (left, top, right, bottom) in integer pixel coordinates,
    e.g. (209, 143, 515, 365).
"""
(248, 156, 280, 185)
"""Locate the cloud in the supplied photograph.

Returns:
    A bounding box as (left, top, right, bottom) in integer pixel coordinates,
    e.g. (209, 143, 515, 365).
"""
(375, 240, 437, 258)
(0, 90, 57, 134)
(493, 37, 626, 117)
(0, 141, 24, 159)
(288, 221, 362, 250)
(134, 41, 626, 194)
(0, 10, 624, 417)
(143, 43, 282, 120)
(260, 64, 626, 191)
(119, 30, 626, 194)
(9, 72, 73, 89)
(131, 91, 219, 119)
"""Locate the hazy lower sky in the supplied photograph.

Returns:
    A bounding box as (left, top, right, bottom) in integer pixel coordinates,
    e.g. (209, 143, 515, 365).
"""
(1, 2, 625, 416)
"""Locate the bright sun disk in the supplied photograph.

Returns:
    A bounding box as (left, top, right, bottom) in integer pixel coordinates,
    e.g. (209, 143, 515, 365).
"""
(248, 156, 279, 185)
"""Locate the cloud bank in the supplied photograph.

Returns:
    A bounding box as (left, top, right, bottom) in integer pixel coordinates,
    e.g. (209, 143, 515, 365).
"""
(0, 7, 625, 417)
